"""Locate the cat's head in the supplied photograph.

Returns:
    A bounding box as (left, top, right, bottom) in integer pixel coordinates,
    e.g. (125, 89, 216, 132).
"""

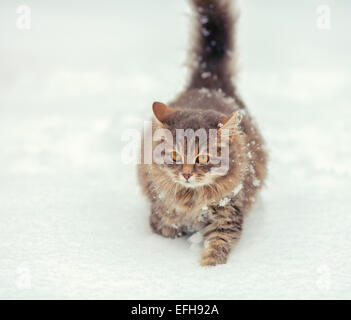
(152, 102, 243, 189)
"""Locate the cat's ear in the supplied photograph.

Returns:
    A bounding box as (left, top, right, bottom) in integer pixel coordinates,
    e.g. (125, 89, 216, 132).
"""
(218, 110, 244, 138)
(152, 102, 175, 124)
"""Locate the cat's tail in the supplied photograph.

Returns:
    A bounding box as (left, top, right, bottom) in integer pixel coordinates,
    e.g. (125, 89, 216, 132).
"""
(187, 0, 237, 97)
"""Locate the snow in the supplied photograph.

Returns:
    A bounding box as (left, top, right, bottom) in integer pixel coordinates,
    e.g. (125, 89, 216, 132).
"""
(188, 232, 203, 245)
(1, 0, 351, 299)
(200, 16, 209, 25)
(232, 183, 243, 196)
(201, 71, 212, 79)
(252, 178, 261, 187)
(218, 197, 231, 207)
(201, 28, 211, 37)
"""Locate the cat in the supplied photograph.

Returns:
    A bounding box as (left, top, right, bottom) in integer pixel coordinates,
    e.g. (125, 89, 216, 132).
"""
(137, 0, 267, 266)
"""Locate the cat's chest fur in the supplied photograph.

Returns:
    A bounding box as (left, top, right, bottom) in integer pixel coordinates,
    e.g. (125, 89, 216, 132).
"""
(159, 185, 220, 229)
(167, 197, 211, 233)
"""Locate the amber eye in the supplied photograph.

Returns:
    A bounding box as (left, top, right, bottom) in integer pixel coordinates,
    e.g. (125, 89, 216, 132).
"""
(172, 151, 182, 162)
(196, 154, 210, 164)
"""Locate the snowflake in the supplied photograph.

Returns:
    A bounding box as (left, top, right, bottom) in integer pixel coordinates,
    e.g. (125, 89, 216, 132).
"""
(232, 183, 243, 196)
(219, 197, 230, 207)
(201, 28, 210, 37)
(200, 16, 209, 24)
(201, 72, 211, 79)
(249, 164, 255, 175)
(253, 178, 261, 187)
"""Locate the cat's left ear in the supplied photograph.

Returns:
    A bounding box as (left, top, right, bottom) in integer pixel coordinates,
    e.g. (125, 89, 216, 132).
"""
(218, 110, 244, 137)
(152, 102, 175, 124)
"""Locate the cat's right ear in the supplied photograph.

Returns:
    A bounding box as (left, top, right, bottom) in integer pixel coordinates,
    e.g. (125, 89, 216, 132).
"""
(152, 102, 175, 125)
(218, 110, 244, 140)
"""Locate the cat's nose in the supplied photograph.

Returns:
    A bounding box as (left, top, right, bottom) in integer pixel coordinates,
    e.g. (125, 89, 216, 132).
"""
(183, 173, 193, 180)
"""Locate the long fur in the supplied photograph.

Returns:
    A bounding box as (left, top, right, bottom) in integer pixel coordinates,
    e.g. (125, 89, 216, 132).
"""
(137, 0, 267, 266)
(188, 0, 237, 96)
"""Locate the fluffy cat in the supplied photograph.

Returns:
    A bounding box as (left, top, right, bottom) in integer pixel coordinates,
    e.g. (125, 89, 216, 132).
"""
(138, 0, 267, 266)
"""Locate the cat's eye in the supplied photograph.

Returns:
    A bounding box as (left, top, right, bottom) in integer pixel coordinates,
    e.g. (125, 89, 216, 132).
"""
(171, 151, 182, 162)
(196, 154, 210, 164)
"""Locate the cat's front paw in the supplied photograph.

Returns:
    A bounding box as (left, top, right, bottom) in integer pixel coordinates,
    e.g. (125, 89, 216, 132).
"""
(160, 225, 183, 239)
(201, 244, 229, 267)
(150, 215, 183, 239)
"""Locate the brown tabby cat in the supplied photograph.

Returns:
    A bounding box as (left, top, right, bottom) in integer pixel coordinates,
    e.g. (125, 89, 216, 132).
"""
(138, 0, 267, 266)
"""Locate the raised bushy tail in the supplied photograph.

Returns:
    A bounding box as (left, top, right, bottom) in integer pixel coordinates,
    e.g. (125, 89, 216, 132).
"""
(188, 0, 237, 97)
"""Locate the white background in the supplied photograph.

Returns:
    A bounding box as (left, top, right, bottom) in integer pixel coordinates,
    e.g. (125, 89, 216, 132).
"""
(0, 0, 350, 299)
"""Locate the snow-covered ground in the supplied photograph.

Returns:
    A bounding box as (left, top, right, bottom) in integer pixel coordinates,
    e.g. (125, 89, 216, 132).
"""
(1, 0, 350, 299)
